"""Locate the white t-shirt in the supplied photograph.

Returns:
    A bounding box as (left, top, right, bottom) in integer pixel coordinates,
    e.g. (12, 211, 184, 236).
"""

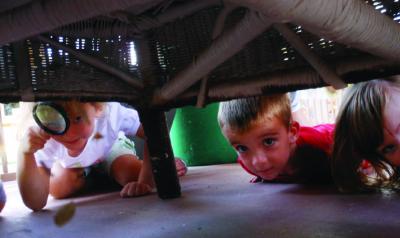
(289, 91, 301, 112)
(34, 102, 141, 169)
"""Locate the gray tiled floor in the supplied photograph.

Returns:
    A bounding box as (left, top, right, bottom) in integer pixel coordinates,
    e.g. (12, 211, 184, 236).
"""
(1, 164, 400, 238)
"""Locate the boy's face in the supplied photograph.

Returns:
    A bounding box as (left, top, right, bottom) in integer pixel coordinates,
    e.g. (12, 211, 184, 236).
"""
(51, 103, 97, 155)
(221, 116, 298, 180)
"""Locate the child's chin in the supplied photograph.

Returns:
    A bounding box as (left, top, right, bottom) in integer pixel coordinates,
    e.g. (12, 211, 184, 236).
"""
(64, 141, 86, 153)
(260, 173, 278, 181)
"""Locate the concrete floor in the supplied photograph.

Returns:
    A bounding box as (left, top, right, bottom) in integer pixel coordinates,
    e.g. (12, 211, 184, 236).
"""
(1, 164, 400, 238)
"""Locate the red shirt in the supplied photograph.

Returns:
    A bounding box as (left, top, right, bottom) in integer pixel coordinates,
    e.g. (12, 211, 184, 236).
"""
(296, 124, 334, 155)
(238, 124, 334, 182)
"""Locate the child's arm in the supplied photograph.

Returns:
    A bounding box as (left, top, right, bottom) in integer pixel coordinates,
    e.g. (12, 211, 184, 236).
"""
(17, 127, 51, 211)
(120, 126, 155, 197)
(138, 142, 155, 187)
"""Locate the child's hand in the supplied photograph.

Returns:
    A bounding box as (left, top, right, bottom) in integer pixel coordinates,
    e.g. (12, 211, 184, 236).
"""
(175, 158, 188, 177)
(359, 160, 375, 176)
(120, 181, 153, 198)
(250, 176, 263, 183)
(20, 126, 51, 154)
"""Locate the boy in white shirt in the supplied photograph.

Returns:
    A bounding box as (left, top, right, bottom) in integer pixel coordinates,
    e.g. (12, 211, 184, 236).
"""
(18, 101, 186, 211)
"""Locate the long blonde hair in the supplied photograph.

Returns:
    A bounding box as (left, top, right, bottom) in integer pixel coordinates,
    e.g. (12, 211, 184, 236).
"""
(332, 78, 400, 192)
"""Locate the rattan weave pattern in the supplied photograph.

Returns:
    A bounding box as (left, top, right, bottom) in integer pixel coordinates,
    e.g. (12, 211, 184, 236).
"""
(0, 0, 398, 107)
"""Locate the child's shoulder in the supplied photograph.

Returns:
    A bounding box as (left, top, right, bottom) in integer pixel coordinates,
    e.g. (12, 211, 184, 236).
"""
(291, 143, 332, 183)
(298, 123, 334, 140)
(99, 103, 137, 122)
(101, 102, 140, 135)
(297, 123, 334, 155)
(299, 123, 334, 133)
(106, 102, 138, 114)
(104, 102, 122, 112)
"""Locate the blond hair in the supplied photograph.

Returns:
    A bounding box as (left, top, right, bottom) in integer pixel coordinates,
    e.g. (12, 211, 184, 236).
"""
(56, 101, 105, 121)
(217, 94, 291, 133)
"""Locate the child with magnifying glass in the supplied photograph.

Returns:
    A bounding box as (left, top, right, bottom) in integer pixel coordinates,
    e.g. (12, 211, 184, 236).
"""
(17, 101, 187, 211)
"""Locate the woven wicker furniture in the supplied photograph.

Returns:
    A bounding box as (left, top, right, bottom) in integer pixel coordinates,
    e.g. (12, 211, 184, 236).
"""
(1, 0, 399, 198)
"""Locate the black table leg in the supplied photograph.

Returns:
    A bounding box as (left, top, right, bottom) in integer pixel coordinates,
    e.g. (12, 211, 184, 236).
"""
(138, 108, 181, 199)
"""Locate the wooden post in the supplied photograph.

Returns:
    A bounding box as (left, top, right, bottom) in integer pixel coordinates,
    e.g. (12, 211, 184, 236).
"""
(138, 108, 181, 199)
(135, 36, 181, 199)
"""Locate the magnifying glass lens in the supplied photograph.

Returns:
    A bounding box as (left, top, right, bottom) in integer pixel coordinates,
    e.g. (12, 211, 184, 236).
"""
(34, 104, 67, 134)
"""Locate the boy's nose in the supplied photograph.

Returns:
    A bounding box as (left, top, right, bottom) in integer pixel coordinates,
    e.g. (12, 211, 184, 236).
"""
(252, 152, 270, 170)
(64, 124, 79, 136)
(395, 133, 400, 143)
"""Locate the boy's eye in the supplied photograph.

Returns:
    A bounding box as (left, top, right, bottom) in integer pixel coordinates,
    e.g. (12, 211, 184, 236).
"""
(263, 138, 276, 146)
(381, 144, 396, 154)
(235, 145, 248, 153)
(73, 116, 83, 123)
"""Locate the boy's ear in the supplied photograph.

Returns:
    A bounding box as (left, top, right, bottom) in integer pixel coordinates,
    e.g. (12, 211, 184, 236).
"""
(289, 120, 300, 143)
(95, 109, 103, 117)
(93, 103, 104, 117)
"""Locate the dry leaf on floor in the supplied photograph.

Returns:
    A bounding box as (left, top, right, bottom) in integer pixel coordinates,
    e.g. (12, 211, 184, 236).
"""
(54, 202, 76, 227)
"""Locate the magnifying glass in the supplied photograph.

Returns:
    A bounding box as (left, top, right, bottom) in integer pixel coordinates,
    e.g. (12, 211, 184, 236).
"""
(32, 102, 70, 135)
